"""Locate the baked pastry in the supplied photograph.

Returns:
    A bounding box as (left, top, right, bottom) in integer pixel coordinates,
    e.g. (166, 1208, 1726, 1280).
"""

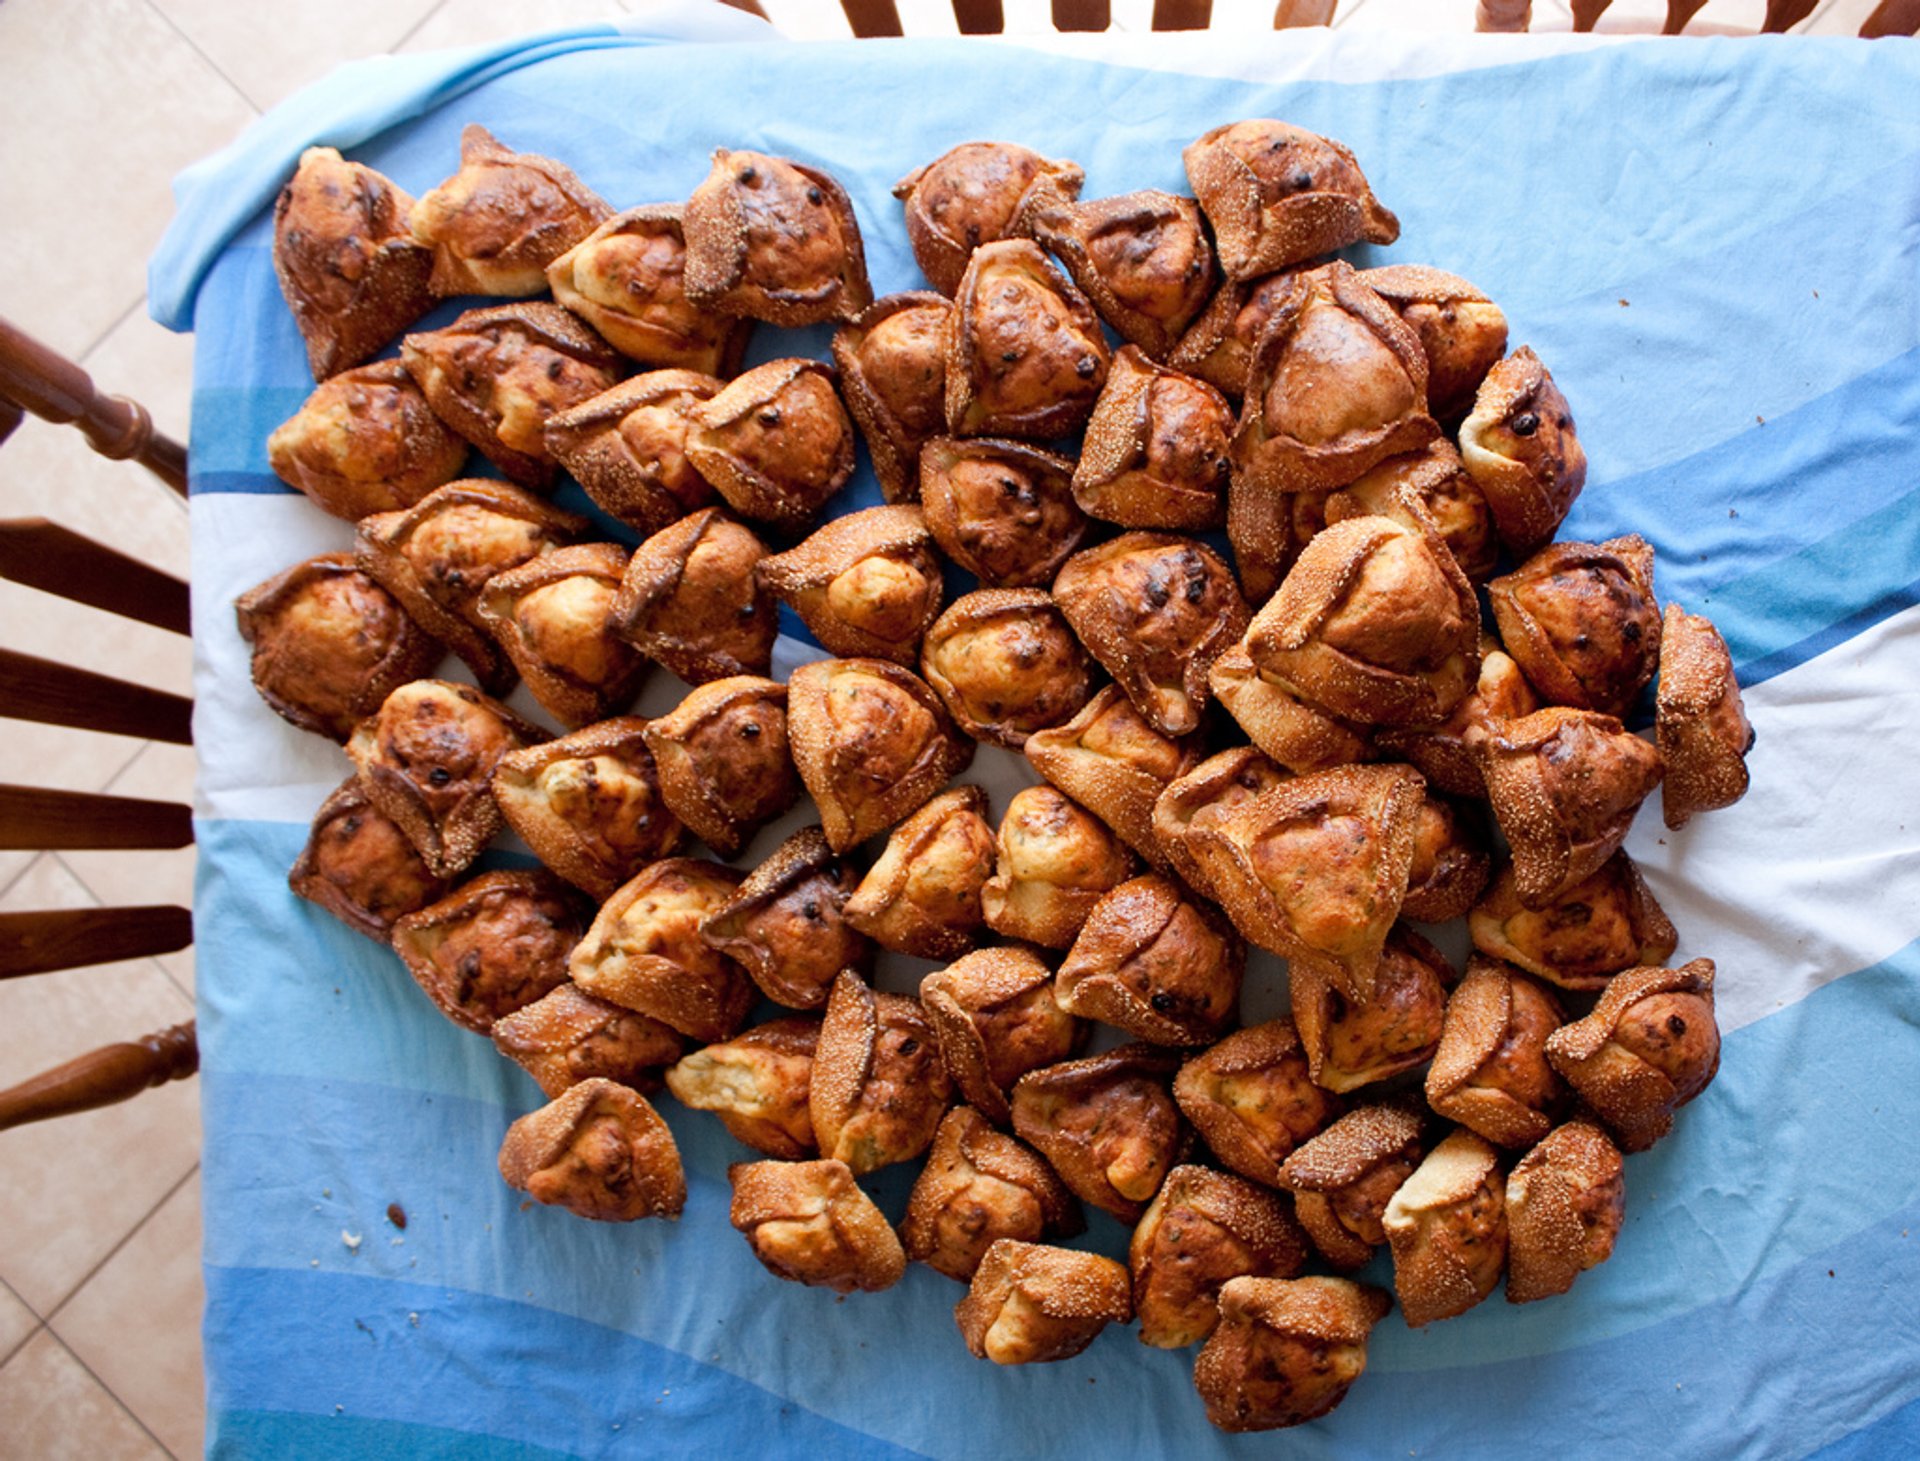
(1055, 874, 1245, 1047)
(1072, 348, 1232, 531)
(1458, 346, 1588, 557)
(944, 239, 1110, 438)
(921, 947, 1086, 1126)
(1489, 536, 1661, 718)
(810, 972, 952, 1175)
(475, 543, 648, 727)
(786, 657, 974, 854)
(1172, 1021, 1340, 1187)
(664, 1017, 821, 1158)
(1207, 646, 1374, 775)
(1469, 852, 1677, 991)
(235, 553, 441, 742)
(955, 1240, 1131, 1365)
(1544, 958, 1720, 1152)
(1028, 190, 1218, 359)
(266, 361, 467, 520)
(567, 858, 753, 1043)
(541, 371, 723, 537)
(831, 292, 952, 503)
(400, 302, 622, 488)
(1375, 642, 1538, 798)
(1355, 265, 1509, 425)
(390, 870, 589, 1033)
(842, 787, 996, 961)
(758, 505, 944, 665)
(544, 204, 752, 374)
(1289, 926, 1450, 1094)
(900, 1107, 1082, 1282)
(1183, 120, 1398, 280)
(641, 675, 798, 858)
(917, 436, 1089, 588)
(1167, 269, 1312, 401)
(609, 509, 777, 685)
(894, 141, 1084, 296)
(728, 1159, 905, 1293)
(1129, 1165, 1310, 1349)
(1381, 1127, 1508, 1326)
(1151, 745, 1293, 902)
(492, 983, 686, 1099)
(919, 590, 1094, 749)
(683, 149, 872, 326)
(686, 358, 857, 536)
(1278, 1100, 1427, 1270)
(1226, 477, 1332, 611)
(698, 826, 869, 1010)
(498, 1078, 684, 1223)
(1023, 685, 1204, 871)
(491, 718, 685, 900)
(345, 678, 545, 877)
(1505, 1120, 1626, 1303)
(1656, 603, 1753, 829)
(1010, 1044, 1188, 1221)
(1425, 957, 1568, 1149)
(1325, 438, 1498, 585)
(1193, 1276, 1392, 1432)
(287, 776, 449, 940)
(980, 787, 1136, 952)
(1401, 791, 1491, 924)
(272, 145, 434, 381)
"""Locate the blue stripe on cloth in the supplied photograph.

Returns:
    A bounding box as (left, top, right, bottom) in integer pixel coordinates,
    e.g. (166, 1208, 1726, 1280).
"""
(1809, 1391, 1920, 1461)
(214, 1409, 576, 1461)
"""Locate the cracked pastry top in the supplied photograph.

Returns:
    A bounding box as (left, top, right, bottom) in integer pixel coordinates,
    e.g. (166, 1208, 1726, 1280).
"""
(918, 436, 1089, 589)
(1172, 1020, 1341, 1187)
(809, 972, 952, 1175)
(542, 370, 724, 538)
(641, 675, 798, 859)
(683, 148, 872, 326)
(832, 292, 952, 503)
(288, 776, 450, 941)
(894, 141, 1084, 297)
(921, 947, 1086, 1127)
(698, 826, 869, 1011)
(1458, 346, 1587, 557)
(491, 983, 686, 1101)
(900, 1107, 1082, 1283)
(475, 542, 648, 728)
(920, 589, 1095, 749)
(1130, 1164, 1309, 1349)
(1029, 189, 1218, 360)
(944, 239, 1110, 439)
(1055, 873, 1246, 1048)
(498, 1077, 685, 1223)
(390, 869, 589, 1033)
(609, 508, 777, 686)
(1072, 347, 1232, 532)
(758, 504, 944, 665)
(1656, 603, 1753, 830)
(665, 1016, 821, 1159)
(267, 361, 467, 521)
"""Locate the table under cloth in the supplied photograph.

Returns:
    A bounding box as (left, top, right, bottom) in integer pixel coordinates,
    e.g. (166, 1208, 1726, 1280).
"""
(153, 8, 1920, 1457)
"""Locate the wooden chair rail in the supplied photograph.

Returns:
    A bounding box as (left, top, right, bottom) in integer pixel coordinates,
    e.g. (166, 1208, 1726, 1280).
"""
(0, 906, 194, 978)
(0, 518, 191, 636)
(1490, 0, 1911, 30)
(835, 0, 1336, 36)
(0, 785, 194, 852)
(0, 393, 21, 450)
(0, 1021, 197, 1133)
(0, 647, 194, 744)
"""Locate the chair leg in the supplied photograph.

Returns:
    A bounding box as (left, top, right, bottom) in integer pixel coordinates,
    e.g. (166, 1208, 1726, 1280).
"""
(1761, 0, 1817, 29)
(1571, 0, 1612, 29)
(1664, 0, 1709, 32)
(1477, 0, 1533, 29)
(0, 1022, 197, 1132)
(1862, 0, 1920, 35)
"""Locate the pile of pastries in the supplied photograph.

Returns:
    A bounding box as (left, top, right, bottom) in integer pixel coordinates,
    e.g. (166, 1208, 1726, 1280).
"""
(250, 117, 1752, 1432)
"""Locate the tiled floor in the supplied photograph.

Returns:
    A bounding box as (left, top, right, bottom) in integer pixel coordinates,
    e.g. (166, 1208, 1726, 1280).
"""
(0, 0, 1887, 1456)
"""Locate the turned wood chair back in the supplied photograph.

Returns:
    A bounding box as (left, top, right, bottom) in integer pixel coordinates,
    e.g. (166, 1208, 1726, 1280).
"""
(1478, 0, 1916, 32)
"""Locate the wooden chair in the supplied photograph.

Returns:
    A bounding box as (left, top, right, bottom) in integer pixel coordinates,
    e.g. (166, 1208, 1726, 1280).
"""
(0, 314, 198, 1132)
(720, 0, 1341, 35)
(1477, 0, 1917, 33)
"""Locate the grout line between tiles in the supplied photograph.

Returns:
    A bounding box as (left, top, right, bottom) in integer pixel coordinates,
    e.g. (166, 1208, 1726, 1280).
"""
(45, 1164, 200, 1334)
(75, 294, 150, 371)
(38, 1321, 182, 1460)
(136, 0, 266, 119)
(0, 1275, 43, 1368)
(391, 0, 453, 54)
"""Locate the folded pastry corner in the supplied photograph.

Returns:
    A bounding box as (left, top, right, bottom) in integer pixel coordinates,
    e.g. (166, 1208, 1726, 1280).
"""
(1030, 190, 1219, 361)
(832, 292, 953, 503)
(1544, 958, 1719, 1152)
(686, 358, 857, 536)
(1055, 874, 1245, 1047)
(1129, 1164, 1309, 1349)
(954, 1239, 1131, 1365)
(1424, 956, 1568, 1150)
(894, 140, 1084, 297)
(391, 870, 589, 1033)
(1072, 346, 1232, 532)
(758, 504, 945, 666)
(665, 1017, 821, 1159)
(728, 1158, 905, 1292)
(1381, 1127, 1508, 1327)
(944, 239, 1110, 439)
(1172, 1021, 1340, 1188)
(921, 946, 1085, 1126)
(498, 1077, 685, 1222)
(1458, 346, 1587, 557)
(1277, 1100, 1427, 1271)
(684, 148, 872, 326)
(842, 787, 997, 961)
(810, 972, 952, 1175)
(641, 676, 797, 859)
(1656, 603, 1753, 830)
(699, 826, 868, 1010)
(267, 361, 467, 520)
(1010, 1044, 1188, 1222)
(901, 1107, 1082, 1282)
(1192, 1275, 1392, 1431)
(1505, 1119, 1625, 1304)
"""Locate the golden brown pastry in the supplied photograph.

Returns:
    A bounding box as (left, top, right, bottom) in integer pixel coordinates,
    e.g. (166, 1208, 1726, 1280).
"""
(1207, 646, 1375, 775)
(236, 553, 442, 742)
(491, 718, 684, 900)
(1024, 685, 1203, 871)
(832, 292, 952, 503)
(1193, 1276, 1392, 1431)
(541, 371, 723, 537)
(1167, 269, 1311, 401)
(1325, 438, 1498, 585)
(1401, 791, 1492, 923)
(1545, 958, 1719, 1152)
(1355, 265, 1509, 425)
(980, 786, 1136, 951)
(1130, 1165, 1310, 1349)
(665, 1017, 820, 1159)
(918, 436, 1089, 588)
(1029, 190, 1218, 359)
(1183, 120, 1399, 280)
(1278, 1100, 1426, 1270)
(955, 1240, 1132, 1365)
(842, 787, 997, 961)
(1172, 1021, 1340, 1188)
(1657, 603, 1753, 829)
(729, 1158, 905, 1292)
(272, 145, 434, 381)
(786, 657, 974, 854)
(492, 984, 684, 1099)
(345, 679, 544, 877)
(1458, 346, 1588, 557)
(698, 826, 868, 1010)
(1490, 536, 1661, 718)
(390, 870, 589, 1033)
(1470, 852, 1677, 992)
(1289, 927, 1450, 1094)
(900, 1107, 1082, 1282)
(893, 141, 1084, 297)
(1505, 1120, 1626, 1304)
(567, 858, 753, 1043)
(288, 776, 450, 940)
(921, 947, 1086, 1127)
(608, 509, 777, 685)
(1055, 874, 1245, 1047)
(498, 1077, 684, 1222)
(544, 204, 752, 374)
(1425, 957, 1568, 1149)
(1152, 745, 1293, 902)
(810, 972, 952, 1175)
(475, 543, 648, 728)
(919, 590, 1094, 749)
(1374, 642, 1539, 798)
(641, 676, 798, 859)
(1226, 477, 1332, 610)
(944, 239, 1110, 438)
(1381, 1127, 1508, 1326)
(758, 505, 944, 665)
(686, 358, 857, 536)
(1011, 1044, 1189, 1221)
(267, 361, 468, 520)
(1072, 348, 1231, 531)
(401, 302, 622, 488)
(683, 149, 871, 326)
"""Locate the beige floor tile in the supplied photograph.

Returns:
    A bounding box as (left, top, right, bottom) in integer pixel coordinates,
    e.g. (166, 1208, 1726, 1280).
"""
(150, 0, 445, 113)
(399, 0, 634, 53)
(53, 1170, 205, 1461)
(0, 1281, 38, 1365)
(1803, 0, 1905, 32)
(0, 1329, 168, 1461)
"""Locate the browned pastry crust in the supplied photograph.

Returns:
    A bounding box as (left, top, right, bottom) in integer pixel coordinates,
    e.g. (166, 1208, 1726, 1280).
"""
(1278, 1100, 1427, 1271)
(832, 292, 953, 504)
(1381, 1127, 1508, 1326)
(786, 657, 974, 854)
(1193, 1276, 1392, 1432)
(288, 776, 450, 940)
(567, 858, 753, 1043)
(728, 1158, 905, 1292)
(1029, 191, 1218, 360)
(901, 1107, 1083, 1282)
(401, 302, 623, 488)
(390, 869, 589, 1033)
(609, 509, 777, 686)
(1183, 120, 1399, 281)
(944, 239, 1110, 439)
(955, 1240, 1131, 1364)
(498, 1077, 685, 1222)
(698, 826, 869, 1011)
(491, 717, 685, 900)
(1656, 603, 1752, 829)
(1470, 852, 1677, 991)
(1167, 269, 1312, 402)
(1130, 1165, 1310, 1349)
(267, 361, 467, 520)
(273, 145, 434, 381)
(1402, 792, 1491, 923)
(542, 371, 723, 537)
(810, 972, 953, 1175)
(1227, 477, 1332, 609)
(544, 205, 752, 374)
(1355, 265, 1509, 425)
(1152, 745, 1293, 902)
(1024, 685, 1204, 872)
(491, 983, 686, 1100)
(475, 543, 648, 728)
(1458, 346, 1588, 558)
(1326, 438, 1498, 586)
(641, 676, 797, 859)
(686, 358, 857, 535)
(345, 679, 545, 877)
(1055, 874, 1246, 1047)
(1010, 1044, 1189, 1222)
(1173, 1021, 1341, 1188)
(842, 787, 997, 961)
(981, 787, 1137, 952)
(1544, 958, 1719, 1152)
(921, 946, 1085, 1126)
(1425, 957, 1568, 1149)
(1207, 646, 1375, 776)
(920, 590, 1094, 749)
(665, 1016, 821, 1158)
(1505, 1119, 1626, 1303)
(758, 505, 944, 666)
(1489, 535, 1661, 718)
(1290, 926, 1450, 1095)
(893, 141, 1084, 297)
(683, 149, 872, 326)
(236, 553, 442, 742)
(1072, 348, 1232, 531)
(918, 436, 1089, 589)
(1375, 643, 1538, 798)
